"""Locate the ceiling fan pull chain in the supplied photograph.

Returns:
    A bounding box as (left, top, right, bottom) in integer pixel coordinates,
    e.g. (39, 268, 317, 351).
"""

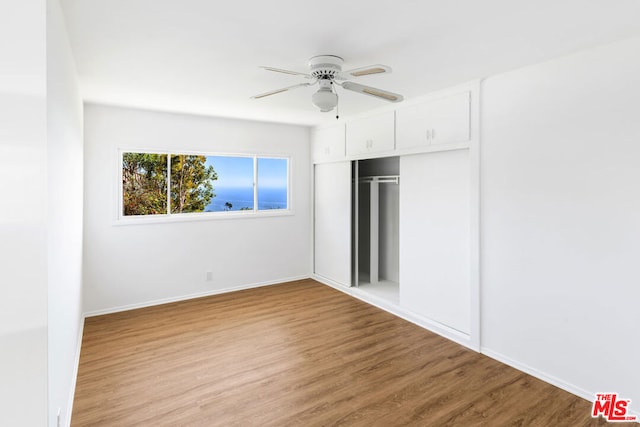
(335, 86, 340, 120)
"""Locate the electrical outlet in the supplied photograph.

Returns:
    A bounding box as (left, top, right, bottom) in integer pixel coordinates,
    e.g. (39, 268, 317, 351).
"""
(205, 271, 213, 281)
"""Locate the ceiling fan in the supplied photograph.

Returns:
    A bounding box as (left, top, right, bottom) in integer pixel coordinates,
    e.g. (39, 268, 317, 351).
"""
(251, 55, 403, 114)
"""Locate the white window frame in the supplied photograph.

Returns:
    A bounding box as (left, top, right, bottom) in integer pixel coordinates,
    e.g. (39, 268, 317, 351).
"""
(116, 148, 292, 225)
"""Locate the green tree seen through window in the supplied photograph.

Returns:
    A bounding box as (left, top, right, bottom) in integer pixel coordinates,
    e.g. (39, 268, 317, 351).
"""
(122, 153, 217, 216)
(170, 155, 217, 213)
(122, 153, 168, 216)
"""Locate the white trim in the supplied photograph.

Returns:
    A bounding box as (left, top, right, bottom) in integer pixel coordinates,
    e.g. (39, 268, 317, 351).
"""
(481, 348, 640, 422)
(480, 348, 596, 405)
(309, 148, 316, 281)
(253, 156, 258, 209)
(311, 81, 479, 165)
(311, 273, 351, 291)
(313, 275, 475, 351)
(353, 289, 475, 350)
(116, 149, 293, 224)
(315, 274, 640, 420)
(167, 153, 172, 214)
(468, 81, 482, 351)
(65, 318, 84, 427)
(113, 207, 294, 226)
(84, 275, 310, 318)
(313, 79, 482, 128)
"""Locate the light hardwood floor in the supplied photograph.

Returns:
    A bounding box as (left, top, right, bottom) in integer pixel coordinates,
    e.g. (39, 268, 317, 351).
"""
(72, 279, 623, 426)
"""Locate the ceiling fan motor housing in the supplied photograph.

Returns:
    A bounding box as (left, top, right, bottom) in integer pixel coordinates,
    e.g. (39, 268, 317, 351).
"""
(309, 55, 343, 79)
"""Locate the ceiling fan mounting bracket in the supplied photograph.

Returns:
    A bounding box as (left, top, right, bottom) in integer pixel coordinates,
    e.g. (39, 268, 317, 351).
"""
(309, 55, 343, 79)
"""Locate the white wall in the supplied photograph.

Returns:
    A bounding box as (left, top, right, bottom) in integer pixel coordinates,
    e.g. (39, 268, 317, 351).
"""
(83, 105, 311, 314)
(47, 0, 84, 425)
(0, 0, 48, 426)
(481, 35, 640, 407)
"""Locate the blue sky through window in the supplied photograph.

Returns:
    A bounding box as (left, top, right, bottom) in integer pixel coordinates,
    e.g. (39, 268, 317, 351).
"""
(203, 156, 288, 212)
(205, 156, 253, 189)
(258, 158, 288, 210)
(258, 158, 288, 189)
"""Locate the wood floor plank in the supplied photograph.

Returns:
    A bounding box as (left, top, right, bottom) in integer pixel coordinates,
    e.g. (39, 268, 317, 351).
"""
(72, 279, 630, 426)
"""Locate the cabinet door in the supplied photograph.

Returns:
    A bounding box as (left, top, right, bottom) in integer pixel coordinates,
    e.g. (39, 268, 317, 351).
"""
(311, 124, 345, 163)
(314, 162, 351, 287)
(430, 92, 470, 146)
(346, 111, 395, 156)
(399, 150, 470, 334)
(396, 92, 470, 150)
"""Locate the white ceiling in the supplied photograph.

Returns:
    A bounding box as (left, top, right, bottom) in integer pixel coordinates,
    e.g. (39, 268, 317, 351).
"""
(61, 0, 640, 127)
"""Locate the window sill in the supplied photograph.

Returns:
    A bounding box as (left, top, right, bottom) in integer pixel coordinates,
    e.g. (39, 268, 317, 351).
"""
(114, 208, 294, 226)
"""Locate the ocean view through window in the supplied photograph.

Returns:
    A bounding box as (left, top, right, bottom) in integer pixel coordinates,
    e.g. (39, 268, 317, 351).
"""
(121, 151, 289, 218)
(204, 156, 254, 211)
(257, 157, 288, 211)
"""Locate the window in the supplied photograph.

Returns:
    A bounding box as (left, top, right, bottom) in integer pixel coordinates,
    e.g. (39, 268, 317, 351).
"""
(205, 156, 254, 212)
(122, 152, 168, 216)
(121, 151, 289, 218)
(257, 157, 288, 211)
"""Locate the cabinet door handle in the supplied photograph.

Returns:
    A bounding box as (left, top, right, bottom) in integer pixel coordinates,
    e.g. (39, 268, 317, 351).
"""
(426, 129, 436, 141)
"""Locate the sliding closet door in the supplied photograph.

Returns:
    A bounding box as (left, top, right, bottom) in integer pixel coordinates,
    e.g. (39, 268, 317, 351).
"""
(314, 162, 351, 287)
(400, 150, 471, 334)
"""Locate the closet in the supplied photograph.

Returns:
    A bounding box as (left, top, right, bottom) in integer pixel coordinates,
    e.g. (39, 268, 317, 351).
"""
(311, 82, 479, 350)
(352, 157, 400, 303)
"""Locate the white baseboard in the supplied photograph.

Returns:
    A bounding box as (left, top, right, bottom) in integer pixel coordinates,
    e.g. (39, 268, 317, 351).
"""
(73, 276, 310, 425)
(76, 275, 639, 424)
(66, 317, 84, 427)
(312, 274, 476, 351)
(84, 275, 310, 318)
(311, 274, 351, 292)
(480, 347, 639, 423)
(481, 347, 594, 401)
(313, 276, 640, 422)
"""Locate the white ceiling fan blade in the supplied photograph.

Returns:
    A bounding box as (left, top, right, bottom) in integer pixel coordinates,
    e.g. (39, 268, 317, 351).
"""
(260, 66, 313, 79)
(340, 81, 403, 102)
(251, 82, 314, 99)
(336, 64, 391, 80)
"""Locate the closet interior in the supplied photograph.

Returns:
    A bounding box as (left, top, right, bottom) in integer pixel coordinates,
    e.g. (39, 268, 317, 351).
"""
(352, 156, 400, 303)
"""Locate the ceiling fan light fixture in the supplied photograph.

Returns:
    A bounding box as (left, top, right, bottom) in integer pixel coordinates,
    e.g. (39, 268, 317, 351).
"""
(311, 87, 337, 112)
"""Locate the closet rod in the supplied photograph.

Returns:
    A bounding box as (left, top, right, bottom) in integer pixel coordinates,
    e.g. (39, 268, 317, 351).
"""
(357, 175, 399, 184)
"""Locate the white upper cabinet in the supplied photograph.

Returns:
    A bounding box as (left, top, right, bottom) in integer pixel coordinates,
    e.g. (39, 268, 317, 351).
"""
(396, 91, 471, 150)
(346, 111, 395, 156)
(311, 124, 346, 163)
